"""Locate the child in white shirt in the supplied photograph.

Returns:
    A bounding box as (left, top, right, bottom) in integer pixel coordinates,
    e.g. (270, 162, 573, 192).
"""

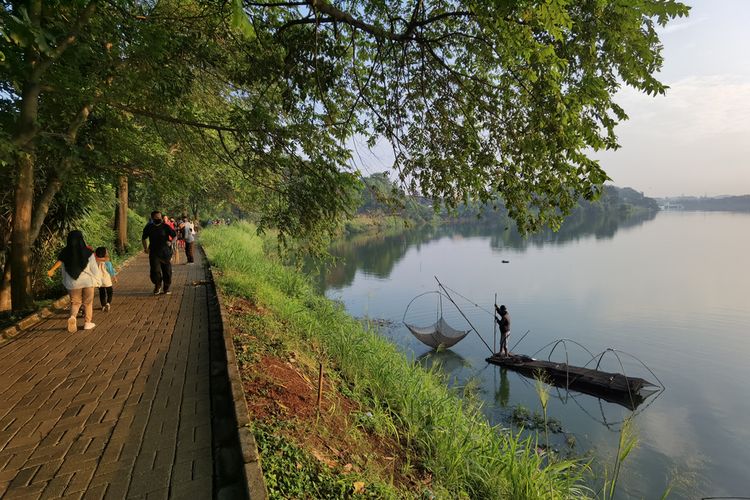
(95, 247, 118, 312)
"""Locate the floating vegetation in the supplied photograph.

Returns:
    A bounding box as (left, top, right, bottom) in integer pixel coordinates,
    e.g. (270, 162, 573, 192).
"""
(359, 317, 395, 328)
(510, 404, 564, 434)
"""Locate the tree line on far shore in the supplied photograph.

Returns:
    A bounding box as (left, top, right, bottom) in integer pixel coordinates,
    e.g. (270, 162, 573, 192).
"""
(357, 172, 659, 223)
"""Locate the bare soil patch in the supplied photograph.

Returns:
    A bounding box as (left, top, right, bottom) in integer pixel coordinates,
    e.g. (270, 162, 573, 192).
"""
(224, 295, 429, 492)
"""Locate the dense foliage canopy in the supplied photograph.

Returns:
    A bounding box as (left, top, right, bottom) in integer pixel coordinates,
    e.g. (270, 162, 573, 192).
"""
(1, 0, 688, 310)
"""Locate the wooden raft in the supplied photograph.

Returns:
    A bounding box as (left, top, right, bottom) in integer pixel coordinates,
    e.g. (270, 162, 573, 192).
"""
(486, 353, 656, 410)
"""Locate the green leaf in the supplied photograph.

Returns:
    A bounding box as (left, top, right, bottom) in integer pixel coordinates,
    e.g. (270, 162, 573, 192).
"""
(231, 0, 255, 40)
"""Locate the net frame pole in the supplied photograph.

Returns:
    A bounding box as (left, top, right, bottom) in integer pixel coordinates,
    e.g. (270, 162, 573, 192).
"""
(434, 276, 493, 354)
(493, 293, 497, 354)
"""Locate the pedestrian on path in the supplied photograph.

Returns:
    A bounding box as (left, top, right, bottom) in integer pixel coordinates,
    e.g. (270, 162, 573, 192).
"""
(142, 210, 176, 295)
(47, 230, 102, 332)
(166, 215, 180, 265)
(178, 216, 195, 264)
(95, 247, 118, 311)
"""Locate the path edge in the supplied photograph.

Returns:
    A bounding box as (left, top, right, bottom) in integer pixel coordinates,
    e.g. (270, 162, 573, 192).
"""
(0, 252, 140, 345)
(201, 246, 268, 500)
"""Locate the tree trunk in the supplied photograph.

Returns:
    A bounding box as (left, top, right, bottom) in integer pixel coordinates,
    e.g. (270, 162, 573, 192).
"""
(0, 258, 11, 312)
(190, 200, 200, 225)
(8, 69, 41, 313)
(9, 112, 88, 313)
(114, 187, 120, 232)
(115, 175, 129, 254)
(10, 152, 36, 312)
(29, 172, 62, 244)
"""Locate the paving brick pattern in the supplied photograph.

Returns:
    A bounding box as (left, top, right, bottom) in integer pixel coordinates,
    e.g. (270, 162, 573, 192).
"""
(0, 252, 213, 499)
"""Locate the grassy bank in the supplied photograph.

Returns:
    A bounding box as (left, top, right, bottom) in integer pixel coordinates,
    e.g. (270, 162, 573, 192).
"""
(343, 214, 421, 235)
(202, 223, 590, 499)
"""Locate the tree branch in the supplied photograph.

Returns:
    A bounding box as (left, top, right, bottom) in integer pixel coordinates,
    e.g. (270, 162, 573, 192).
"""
(29, 171, 62, 244)
(304, 0, 473, 42)
(105, 102, 245, 133)
(246, 0, 307, 6)
(413, 10, 472, 29)
(66, 101, 96, 142)
(31, 1, 98, 82)
(278, 16, 335, 31)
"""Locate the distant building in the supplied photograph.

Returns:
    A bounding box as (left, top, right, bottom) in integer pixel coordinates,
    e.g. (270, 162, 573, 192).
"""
(659, 201, 683, 210)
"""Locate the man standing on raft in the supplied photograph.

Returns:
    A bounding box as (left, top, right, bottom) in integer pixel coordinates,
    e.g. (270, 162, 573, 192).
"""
(495, 304, 511, 357)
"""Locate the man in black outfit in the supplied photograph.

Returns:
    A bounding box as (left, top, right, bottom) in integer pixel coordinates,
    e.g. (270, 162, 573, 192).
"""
(142, 210, 176, 295)
(495, 304, 511, 357)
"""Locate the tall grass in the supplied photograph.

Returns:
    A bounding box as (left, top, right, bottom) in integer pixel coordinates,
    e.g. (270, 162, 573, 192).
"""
(202, 223, 591, 499)
(599, 417, 638, 500)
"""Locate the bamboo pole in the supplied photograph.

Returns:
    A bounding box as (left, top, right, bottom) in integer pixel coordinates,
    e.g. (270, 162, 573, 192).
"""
(434, 276, 493, 354)
(493, 292, 497, 354)
(317, 362, 324, 411)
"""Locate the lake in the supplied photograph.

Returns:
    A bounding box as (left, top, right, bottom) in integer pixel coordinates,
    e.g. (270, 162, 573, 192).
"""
(317, 211, 750, 499)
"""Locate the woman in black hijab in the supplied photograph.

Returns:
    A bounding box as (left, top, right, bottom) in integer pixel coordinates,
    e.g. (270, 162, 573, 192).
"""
(48, 230, 101, 332)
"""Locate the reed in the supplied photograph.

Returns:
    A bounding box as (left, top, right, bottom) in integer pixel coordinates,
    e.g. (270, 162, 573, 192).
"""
(600, 417, 638, 500)
(202, 223, 590, 499)
(533, 375, 552, 458)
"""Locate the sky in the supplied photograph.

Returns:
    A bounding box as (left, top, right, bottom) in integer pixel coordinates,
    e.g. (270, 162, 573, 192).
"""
(351, 0, 750, 198)
(595, 0, 750, 197)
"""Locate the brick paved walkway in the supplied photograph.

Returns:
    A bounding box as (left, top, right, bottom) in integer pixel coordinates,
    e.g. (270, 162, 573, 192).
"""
(0, 251, 213, 499)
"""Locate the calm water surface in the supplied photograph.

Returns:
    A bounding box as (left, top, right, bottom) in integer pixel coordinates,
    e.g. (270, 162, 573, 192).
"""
(318, 211, 750, 499)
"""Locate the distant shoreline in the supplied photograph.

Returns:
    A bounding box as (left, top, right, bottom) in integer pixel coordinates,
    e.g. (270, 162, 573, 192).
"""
(655, 194, 750, 212)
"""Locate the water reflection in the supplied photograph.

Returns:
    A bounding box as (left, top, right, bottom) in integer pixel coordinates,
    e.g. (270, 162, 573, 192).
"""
(489, 358, 653, 411)
(488, 208, 656, 249)
(319, 210, 657, 290)
(496, 368, 510, 408)
(416, 348, 471, 373)
(316, 225, 437, 289)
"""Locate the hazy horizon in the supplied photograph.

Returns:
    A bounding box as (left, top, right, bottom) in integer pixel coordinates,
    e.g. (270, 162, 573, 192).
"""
(605, 183, 750, 199)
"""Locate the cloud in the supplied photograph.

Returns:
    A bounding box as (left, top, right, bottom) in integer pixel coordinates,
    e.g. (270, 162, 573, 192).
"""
(659, 17, 708, 35)
(598, 75, 750, 196)
(657, 17, 708, 35)
(615, 74, 750, 138)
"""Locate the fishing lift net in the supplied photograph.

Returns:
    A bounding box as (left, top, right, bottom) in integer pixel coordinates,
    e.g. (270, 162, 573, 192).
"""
(521, 339, 665, 419)
(403, 292, 470, 349)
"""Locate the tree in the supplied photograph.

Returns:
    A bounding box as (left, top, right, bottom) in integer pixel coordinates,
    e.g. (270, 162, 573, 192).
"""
(0, 1, 254, 310)
(1, 1, 98, 310)
(1, 0, 689, 311)
(236, 0, 688, 230)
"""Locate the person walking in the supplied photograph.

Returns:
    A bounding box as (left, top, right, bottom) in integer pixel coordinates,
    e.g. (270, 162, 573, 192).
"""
(494, 304, 511, 357)
(165, 216, 180, 265)
(95, 247, 118, 311)
(179, 216, 195, 264)
(142, 210, 176, 295)
(47, 231, 102, 332)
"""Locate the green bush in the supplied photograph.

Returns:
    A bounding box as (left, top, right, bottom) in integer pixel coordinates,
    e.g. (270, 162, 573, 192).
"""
(255, 424, 398, 499)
